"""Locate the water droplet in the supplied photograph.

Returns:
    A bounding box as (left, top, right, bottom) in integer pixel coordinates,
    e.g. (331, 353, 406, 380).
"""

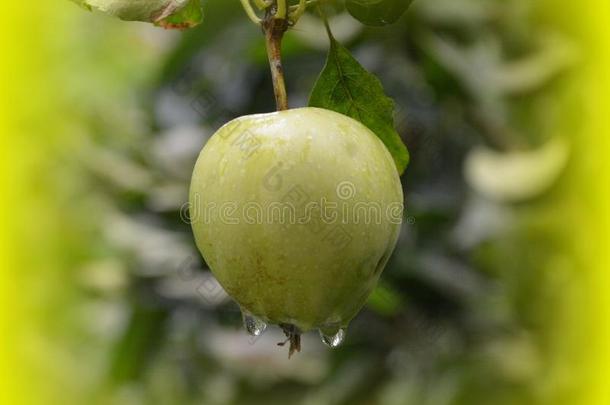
(319, 328, 346, 348)
(242, 311, 267, 336)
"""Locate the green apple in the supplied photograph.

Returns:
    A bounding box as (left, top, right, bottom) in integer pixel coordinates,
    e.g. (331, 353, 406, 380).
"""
(190, 107, 403, 352)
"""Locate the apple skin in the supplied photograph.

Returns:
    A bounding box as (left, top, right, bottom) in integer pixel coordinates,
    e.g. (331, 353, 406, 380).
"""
(190, 107, 403, 334)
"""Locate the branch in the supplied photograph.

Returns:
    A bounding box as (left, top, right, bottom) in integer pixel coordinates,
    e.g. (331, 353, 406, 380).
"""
(262, 12, 289, 110)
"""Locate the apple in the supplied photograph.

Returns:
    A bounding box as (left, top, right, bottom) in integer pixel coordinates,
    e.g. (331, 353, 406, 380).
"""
(190, 107, 403, 353)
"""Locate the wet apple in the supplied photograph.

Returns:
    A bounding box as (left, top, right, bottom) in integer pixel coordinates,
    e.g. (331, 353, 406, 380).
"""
(190, 107, 403, 355)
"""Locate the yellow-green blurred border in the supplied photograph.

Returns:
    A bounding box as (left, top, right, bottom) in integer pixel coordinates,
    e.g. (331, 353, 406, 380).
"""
(1, 1, 608, 404)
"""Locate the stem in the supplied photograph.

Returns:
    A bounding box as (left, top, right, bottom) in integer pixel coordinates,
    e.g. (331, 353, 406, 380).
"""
(240, 0, 262, 24)
(289, 0, 319, 9)
(316, 2, 332, 35)
(275, 0, 287, 19)
(278, 324, 301, 358)
(289, 0, 307, 25)
(253, 0, 271, 9)
(262, 5, 289, 111)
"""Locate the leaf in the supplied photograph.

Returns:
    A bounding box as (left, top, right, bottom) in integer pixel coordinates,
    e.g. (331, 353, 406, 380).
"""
(367, 282, 403, 317)
(154, 0, 204, 29)
(346, 0, 414, 26)
(464, 137, 569, 202)
(70, 0, 204, 29)
(309, 31, 409, 174)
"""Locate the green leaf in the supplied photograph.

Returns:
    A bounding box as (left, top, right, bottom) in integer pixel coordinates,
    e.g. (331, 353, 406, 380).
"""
(309, 31, 409, 174)
(154, 0, 203, 29)
(346, 0, 414, 26)
(70, 0, 204, 29)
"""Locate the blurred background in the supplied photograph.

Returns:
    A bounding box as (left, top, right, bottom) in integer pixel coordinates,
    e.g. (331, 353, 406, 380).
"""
(1, 1, 609, 404)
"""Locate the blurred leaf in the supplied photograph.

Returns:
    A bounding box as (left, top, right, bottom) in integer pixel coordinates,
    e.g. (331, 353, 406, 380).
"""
(109, 304, 169, 383)
(464, 137, 569, 202)
(71, 0, 204, 29)
(367, 282, 403, 317)
(346, 0, 414, 26)
(309, 30, 409, 174)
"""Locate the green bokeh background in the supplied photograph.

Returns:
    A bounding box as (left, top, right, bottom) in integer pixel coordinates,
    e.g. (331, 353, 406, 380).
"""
(2, 1, 609, 404)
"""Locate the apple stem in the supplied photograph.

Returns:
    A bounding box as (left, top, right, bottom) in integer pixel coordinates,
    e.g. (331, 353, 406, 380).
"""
(262, 3, 289, 111)
(278, 323, 301, 358)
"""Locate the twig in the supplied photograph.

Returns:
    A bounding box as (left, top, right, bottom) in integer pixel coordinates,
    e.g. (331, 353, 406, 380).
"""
(262, 3, 289, 110)
(240, 0, 262, 24)
(253, 0, 272, 10)
(289, 0, 307, 25)
(275, 0, 287, 19)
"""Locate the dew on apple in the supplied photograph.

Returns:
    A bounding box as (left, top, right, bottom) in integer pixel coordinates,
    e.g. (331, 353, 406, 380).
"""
(320, 328, 346, 348)
(242, 311, 267, 337)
